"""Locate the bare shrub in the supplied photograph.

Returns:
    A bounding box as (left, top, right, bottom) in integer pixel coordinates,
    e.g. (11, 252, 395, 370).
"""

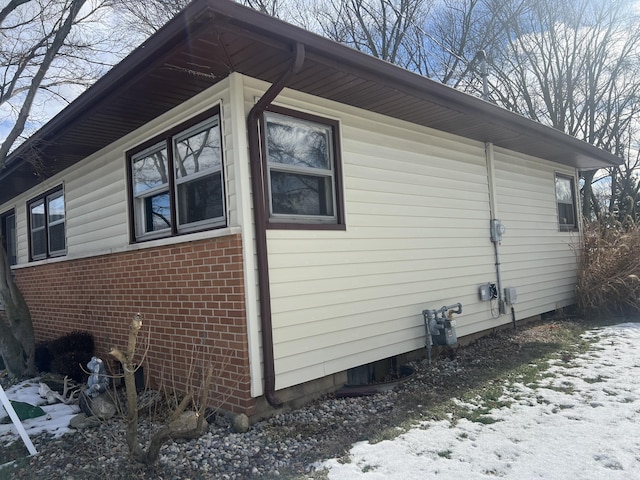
(110, 314, 211, 465)
(576, 217, 640, 315)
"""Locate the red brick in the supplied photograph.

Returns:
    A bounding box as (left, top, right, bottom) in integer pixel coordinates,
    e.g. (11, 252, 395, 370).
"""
(15, 233, 255, 415)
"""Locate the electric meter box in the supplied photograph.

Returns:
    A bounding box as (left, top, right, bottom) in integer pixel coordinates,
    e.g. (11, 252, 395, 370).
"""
(479, 284, 492, 301)
(504, 287, 517, 305)
(490, 219, 506, 242)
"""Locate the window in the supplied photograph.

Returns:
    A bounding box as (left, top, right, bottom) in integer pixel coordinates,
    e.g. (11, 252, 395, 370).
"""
(28, 186, 66, 260)
(555, 174, 578, 231)
(262, 107, 344, 228)
(128, 107, 225, 241)
(1, 210, 16, 266)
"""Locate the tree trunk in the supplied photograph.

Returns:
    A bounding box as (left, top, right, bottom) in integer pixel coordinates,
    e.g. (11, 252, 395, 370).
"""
(0, 242, 35, 378)
(581, 169, 597, 221)
(111, 314, 212, 465)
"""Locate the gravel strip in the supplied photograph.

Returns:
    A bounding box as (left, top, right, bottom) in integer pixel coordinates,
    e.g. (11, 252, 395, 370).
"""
(4, 389, 403, 479)
(1, 320, 578, 479)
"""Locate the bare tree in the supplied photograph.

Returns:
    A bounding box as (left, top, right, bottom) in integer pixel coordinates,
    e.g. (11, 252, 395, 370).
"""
(407, 0, 515, 86)
(486, 0, 640, 220)
(242, 0, 282, 16)
(114, 0, 298, 38)
(0, 0, 132, 377)
(314, 0, 428, 68)
(113, 0, 189, 37)
(110, 314, 211, 465)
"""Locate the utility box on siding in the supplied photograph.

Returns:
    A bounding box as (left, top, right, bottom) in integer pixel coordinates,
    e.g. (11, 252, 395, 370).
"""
(504, 287, 517, 305)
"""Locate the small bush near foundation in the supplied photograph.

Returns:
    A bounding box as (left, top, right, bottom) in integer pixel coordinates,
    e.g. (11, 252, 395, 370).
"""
(576, 218, 640, 315)
(35, 343, 52, 372)
(50, 351, 93, 382)
(49, 331, 95, 356)
(35, 331, 95, 382)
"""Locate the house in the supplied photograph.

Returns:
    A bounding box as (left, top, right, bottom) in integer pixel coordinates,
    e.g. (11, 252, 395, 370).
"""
(0, 0, 621, 417)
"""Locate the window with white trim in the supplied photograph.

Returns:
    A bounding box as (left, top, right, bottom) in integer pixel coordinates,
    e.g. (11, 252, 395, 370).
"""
(28, 186, 66, 260)
(555, 174, 578, 231)
(129, 108, 225, 241)
(262, 107, 344, 227)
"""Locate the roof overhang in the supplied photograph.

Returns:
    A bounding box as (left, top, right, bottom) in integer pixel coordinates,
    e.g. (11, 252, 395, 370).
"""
(0, 0, 622, 205)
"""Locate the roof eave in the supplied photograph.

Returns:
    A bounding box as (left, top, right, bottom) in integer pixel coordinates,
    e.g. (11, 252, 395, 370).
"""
(0, 0, 621, 206)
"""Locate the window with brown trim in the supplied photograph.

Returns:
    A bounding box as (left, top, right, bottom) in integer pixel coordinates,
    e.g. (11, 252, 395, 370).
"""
(1, 209, 16, 266)
(262, 106, 345, 229)
(28, 186, 66, 261)
(127, 107, 225, 242)
(555, 173, 578, 231)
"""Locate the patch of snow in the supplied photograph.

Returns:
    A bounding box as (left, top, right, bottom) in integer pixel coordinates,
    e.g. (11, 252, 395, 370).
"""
(0, 379, 79, 443)
(322, 322, 640, 480)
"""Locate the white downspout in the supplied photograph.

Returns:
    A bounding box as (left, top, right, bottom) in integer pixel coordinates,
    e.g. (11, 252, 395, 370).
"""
(485, 142, 506, 314)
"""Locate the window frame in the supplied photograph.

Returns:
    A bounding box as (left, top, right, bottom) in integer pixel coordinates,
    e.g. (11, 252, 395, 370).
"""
(1, 209, 17, 266)
(261, 105, 345, 230)
(555, 173, 578, 232)
(27, 185, 66, 261)
(126, 106, 226, 243)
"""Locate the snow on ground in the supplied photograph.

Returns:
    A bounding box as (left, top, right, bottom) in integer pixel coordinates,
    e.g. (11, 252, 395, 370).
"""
(1, 323, 639, 477)
(322, 322, 640, 480)
(0, 379, 79, 444)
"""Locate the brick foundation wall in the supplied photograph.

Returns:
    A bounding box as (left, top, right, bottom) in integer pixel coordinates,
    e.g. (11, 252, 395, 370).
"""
(14, 233, 255, 415)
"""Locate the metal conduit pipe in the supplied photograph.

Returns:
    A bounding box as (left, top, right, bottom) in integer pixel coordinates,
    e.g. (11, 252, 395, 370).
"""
(247, 42, 305, 408)
(485, 143, 506, 315)
(493, 239, 506, 314)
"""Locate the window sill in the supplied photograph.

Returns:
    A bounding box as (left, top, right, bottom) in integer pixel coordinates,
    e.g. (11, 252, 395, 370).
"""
(266, 222, 346, 231)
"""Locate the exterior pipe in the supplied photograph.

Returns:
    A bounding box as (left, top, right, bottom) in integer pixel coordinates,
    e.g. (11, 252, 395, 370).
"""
(485, 143, 506, 315)
(493, 240, 506, 314)
(247, 42, 305, 408)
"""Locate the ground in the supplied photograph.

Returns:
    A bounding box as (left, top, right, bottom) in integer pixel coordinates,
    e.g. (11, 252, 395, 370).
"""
(322, 319, 640, 479)
(0, 314, 632, 479)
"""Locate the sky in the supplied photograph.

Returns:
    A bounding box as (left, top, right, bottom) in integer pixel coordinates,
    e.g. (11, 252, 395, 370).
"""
(321, 322, 640, 480)
(0, 2, 142, 149)
(1, 322, 639, 477)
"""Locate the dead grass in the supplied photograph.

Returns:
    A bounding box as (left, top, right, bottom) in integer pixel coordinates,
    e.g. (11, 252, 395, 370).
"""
(284, 316, 610, 476)
(577, 219, 640, 316)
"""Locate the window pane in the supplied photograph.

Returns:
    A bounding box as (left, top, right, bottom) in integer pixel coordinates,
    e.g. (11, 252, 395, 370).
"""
(177, 173, 223, 225)
(30, 202, 45, 229)
(133, 148, 168, 195)
(266, 114, 331, 170)
(175, 124, 221, 179)
(48, 192, 65, 224)
(558, 203, 575, 226)
(555, 177, 573, 203)
(271, 171, 334, 216)
(6, 214, 16, 265)
(144, 192, 171, 232)
(32, 229, 46, 258)
(49, 222, 66, 254)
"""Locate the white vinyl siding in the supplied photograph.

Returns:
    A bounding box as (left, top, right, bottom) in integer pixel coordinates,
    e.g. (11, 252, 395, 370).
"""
(0, 72, 588, 399)
(1, 78, 237, 262)
(493, 147, 580, 319)
(242, 78, 586, 392)
(243, 80, 498, 390)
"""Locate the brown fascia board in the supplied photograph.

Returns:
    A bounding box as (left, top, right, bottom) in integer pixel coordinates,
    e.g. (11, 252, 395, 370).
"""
(0, 0, 621, 193)
(208, 0, 621, 169)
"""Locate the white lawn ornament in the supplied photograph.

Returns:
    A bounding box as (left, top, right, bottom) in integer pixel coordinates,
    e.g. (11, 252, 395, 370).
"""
(0, 383, 37, 457)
